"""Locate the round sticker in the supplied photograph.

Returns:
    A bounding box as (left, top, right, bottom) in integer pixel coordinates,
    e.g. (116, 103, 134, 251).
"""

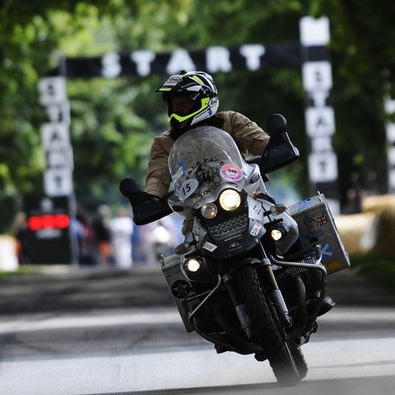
(220, 164, 243, 181)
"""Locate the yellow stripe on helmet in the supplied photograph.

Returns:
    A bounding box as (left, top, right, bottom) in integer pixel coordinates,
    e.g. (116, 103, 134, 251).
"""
(190, 75, 205, 86)
(169, 97, 209, 123)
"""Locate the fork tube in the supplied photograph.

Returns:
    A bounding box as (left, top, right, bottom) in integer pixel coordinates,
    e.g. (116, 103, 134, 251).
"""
(258, 244, 292, 328)
(222, 272, 253, 338)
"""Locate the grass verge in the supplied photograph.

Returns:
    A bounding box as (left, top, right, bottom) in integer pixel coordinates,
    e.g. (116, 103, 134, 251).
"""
(0, 265, 54, 281)
(350, 254, 395, 294)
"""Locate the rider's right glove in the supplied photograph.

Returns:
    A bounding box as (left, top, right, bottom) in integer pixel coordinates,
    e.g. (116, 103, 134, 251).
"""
(119, 178, 172, 225)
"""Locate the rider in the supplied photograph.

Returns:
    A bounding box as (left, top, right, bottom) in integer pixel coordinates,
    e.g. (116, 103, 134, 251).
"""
(144, 70, 270, 199)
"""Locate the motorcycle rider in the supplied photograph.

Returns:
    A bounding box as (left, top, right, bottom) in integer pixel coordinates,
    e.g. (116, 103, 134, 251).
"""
(144, 70, 270, 199)
(124, 69, 335, 315)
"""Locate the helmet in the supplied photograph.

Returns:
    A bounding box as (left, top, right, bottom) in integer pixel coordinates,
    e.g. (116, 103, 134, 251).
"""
(156, 70, 219, 131)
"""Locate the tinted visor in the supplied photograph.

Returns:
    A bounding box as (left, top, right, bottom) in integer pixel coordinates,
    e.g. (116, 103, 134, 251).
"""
(162, 90, 201, 102)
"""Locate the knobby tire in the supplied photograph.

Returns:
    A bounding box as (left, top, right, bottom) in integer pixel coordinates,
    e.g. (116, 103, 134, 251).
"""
(236, 265, 303, 385)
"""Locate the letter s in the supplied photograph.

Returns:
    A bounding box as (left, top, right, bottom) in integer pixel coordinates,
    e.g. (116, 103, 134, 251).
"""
(101, 52, 121, 78)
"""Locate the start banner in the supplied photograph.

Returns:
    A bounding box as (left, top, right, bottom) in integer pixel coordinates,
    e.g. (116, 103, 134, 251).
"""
(62, 43, 325, 79)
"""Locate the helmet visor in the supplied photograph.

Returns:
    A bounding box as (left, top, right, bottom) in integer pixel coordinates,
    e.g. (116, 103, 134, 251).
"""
(170, 97, 209, 124)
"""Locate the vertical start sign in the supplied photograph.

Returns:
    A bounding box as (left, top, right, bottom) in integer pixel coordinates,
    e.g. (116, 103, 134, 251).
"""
(35, 77, 77, 264)
(384, 95, 395, 194)
(300, 17, 340, 215)
(38, 76, 74, 196)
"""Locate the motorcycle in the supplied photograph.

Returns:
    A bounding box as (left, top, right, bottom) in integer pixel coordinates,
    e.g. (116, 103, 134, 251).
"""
(120, 114, 350, 385)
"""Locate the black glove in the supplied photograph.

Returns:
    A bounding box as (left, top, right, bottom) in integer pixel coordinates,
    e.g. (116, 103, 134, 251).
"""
(120, 178, 149, 203)
(260, 111, 300, 175)
(119, 178, 172, 225)
(260, 132, 299, 173)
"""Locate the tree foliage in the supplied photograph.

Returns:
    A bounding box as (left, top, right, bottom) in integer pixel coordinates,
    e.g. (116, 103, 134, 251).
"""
(310, 0, 395, 195)
(1, 0, 394, 230)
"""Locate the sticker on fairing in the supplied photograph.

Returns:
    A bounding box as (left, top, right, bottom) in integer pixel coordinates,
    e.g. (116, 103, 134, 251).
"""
(203, 241, 218, 252)
(178, 179, 199, 200)
(171, 162, 185, 185)
(320, 243, 333, 258)
(220, 164, 243, 181)
(250, 223, 262, 236)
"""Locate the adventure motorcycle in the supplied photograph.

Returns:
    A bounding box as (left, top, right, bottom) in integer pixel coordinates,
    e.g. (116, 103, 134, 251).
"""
(120, 114, 350, 385)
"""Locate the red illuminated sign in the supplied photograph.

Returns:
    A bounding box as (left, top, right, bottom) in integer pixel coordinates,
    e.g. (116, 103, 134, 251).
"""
(27, 214, 70, 231)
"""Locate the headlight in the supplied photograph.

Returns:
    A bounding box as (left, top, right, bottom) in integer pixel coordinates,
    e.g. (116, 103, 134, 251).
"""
(270, 229, 283, 241)
(185, 257, 201, 273)
(200, 203, 218, 219)
(219, 189, 241, 211)
(182, 256, 216, 283)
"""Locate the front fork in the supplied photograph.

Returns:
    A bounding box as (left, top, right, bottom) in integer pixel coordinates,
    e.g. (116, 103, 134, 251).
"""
(221, 248, 292, 337)
(259, 257, 293, 328)
(222, 271, 254, 339)
(255, 241, 292, 328)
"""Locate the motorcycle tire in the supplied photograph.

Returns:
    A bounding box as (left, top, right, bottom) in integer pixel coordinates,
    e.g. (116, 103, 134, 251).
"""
(290, 342, 308, 379)
(236, 265, 302, 385)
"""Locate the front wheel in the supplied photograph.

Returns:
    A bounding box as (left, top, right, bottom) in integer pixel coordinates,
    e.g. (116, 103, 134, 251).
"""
(236, 265, 303, 385)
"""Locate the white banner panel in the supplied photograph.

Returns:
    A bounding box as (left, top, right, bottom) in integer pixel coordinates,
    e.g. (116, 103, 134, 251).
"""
(308, 152, 338, 183)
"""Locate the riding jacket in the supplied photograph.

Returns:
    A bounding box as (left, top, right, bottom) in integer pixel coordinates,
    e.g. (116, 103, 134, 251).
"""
(144, 111, 270, 198)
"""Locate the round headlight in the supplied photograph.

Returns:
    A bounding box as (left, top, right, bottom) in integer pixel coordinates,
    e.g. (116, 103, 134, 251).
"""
(186, 258, 201, 273)
(219, 189, 241, 211)
(271, 229, 283, 241)
(200, 203, 218, 219)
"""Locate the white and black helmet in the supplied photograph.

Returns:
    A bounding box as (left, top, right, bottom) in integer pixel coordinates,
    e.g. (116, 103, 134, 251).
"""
(156, 70, 219, 131)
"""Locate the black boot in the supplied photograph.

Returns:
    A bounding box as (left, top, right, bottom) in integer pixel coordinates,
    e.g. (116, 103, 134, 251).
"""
(317, 296, 336, 316)
(307, 295, 336, 317)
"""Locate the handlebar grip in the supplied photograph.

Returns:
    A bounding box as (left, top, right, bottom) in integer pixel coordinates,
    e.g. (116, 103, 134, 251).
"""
(266, 114, 287, 136)
(119, 178, 141, 198)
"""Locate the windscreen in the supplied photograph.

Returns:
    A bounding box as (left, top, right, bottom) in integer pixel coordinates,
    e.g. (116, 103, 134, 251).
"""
(168, 126, 253, 208)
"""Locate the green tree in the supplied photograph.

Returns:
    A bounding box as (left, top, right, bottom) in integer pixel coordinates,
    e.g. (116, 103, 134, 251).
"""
(0, 0, 190, 229)
(310, 0, 395, 197)
(1, 0, 395, 232)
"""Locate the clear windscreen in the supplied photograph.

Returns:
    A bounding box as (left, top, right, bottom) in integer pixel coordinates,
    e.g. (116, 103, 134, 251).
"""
(168, 126, 253, 208)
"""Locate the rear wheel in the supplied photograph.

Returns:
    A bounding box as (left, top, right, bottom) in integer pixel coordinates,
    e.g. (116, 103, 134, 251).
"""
(236, 265, 302, 385)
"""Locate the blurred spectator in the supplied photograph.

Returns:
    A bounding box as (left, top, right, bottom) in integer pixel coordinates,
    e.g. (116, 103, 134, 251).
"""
(342, 188, 362, 214)
(132, 224, 147, 264)
(74, 205, 96, 265)
(143, 216, 179, 264)
(92, 205, 112, 266)
(150, 220, 174, 261)
(11, 211, 30, 264)
(132, 214, 183, 265)
(110, 207, 134, 268)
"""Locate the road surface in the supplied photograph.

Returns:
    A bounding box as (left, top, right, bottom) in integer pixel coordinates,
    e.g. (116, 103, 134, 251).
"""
(0, 265, 394, 394)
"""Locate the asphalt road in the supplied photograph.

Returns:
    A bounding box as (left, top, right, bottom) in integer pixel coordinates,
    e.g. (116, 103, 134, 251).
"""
(0, 264, 172, 314)
(0, 263, 394, 315)
(0, 264, 395, 394)
(0, 263, 394, 360)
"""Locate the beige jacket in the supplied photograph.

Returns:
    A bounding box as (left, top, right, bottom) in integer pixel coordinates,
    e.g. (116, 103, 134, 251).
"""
(144, 110, 270, 197)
